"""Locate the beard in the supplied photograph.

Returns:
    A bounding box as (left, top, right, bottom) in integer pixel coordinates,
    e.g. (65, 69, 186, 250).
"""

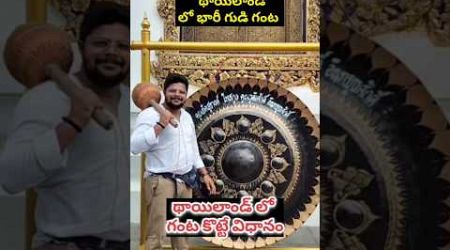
(165, 99, 184, 110)
(83, 55, 129, 88)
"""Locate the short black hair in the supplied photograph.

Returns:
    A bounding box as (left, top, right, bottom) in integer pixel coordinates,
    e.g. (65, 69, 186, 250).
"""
(79, 2, 129, 46)
(164, 73, 189, 92)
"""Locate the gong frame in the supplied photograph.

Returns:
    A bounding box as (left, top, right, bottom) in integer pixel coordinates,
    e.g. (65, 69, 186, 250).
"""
(131, 16, 319, 250)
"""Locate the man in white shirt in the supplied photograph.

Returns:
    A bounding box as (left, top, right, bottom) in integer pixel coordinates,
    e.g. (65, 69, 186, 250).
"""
(131, 73, 216, 250)
(0, 3, 130, 250)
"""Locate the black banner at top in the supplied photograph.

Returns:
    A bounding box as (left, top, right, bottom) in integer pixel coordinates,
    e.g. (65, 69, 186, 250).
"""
(175, 0, 284, 26)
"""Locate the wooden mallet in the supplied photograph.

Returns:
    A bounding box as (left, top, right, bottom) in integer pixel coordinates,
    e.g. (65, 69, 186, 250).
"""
(132, 82, 178, 127)
(3, 23, 113, 130)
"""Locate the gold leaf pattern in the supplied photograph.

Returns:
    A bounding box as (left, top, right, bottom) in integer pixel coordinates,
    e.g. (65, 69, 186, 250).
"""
(249, 118, 265, 135)
(325, 0, 450, 46)
(328, 167, 373, 202)
(152, 53, 319, 90)
(222, 119, 238, 136)
(307, 0, 320, 42)
(267, 170, 287, 184)
(268, 143, 288, 158)
(199, 139, 219, 155)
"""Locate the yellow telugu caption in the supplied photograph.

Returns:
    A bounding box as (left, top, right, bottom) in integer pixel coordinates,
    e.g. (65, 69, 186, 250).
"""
(178, 10, 280, 24)
(198, 0, 267, 8)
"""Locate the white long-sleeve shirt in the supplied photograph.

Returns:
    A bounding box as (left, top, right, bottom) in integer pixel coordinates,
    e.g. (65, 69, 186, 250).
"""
(130, 107, 205, 176)
(0, 80, 130, 247)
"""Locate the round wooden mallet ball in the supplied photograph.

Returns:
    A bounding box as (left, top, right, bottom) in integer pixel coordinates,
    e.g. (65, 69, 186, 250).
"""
(132, 82, 162, 110)
(3, 23, 73, 88)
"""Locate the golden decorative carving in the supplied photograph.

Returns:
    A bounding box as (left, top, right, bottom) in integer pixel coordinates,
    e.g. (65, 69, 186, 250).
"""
(50, 0, 129, 38)
(152, 52, 320, 91)
(249, 118, 265, 135)
(267, 170, 287, 184)
(427, 0, 450, 46)
(223, 119, 239, 136)
(325, 1, 429, 36)
(329, 167, 374, 201)
(307, 0, 319, 42)
(199, 139, 220, 155)
(268, 143, 288, 158)
(155, 0, 320, 91)
(324, 0, 450, 46)
(157, 0, 179, 41)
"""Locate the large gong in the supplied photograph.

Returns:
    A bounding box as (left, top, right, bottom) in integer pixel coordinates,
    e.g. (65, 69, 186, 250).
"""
(320, 19, 450, 249)
(185, 77, 320, 248)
